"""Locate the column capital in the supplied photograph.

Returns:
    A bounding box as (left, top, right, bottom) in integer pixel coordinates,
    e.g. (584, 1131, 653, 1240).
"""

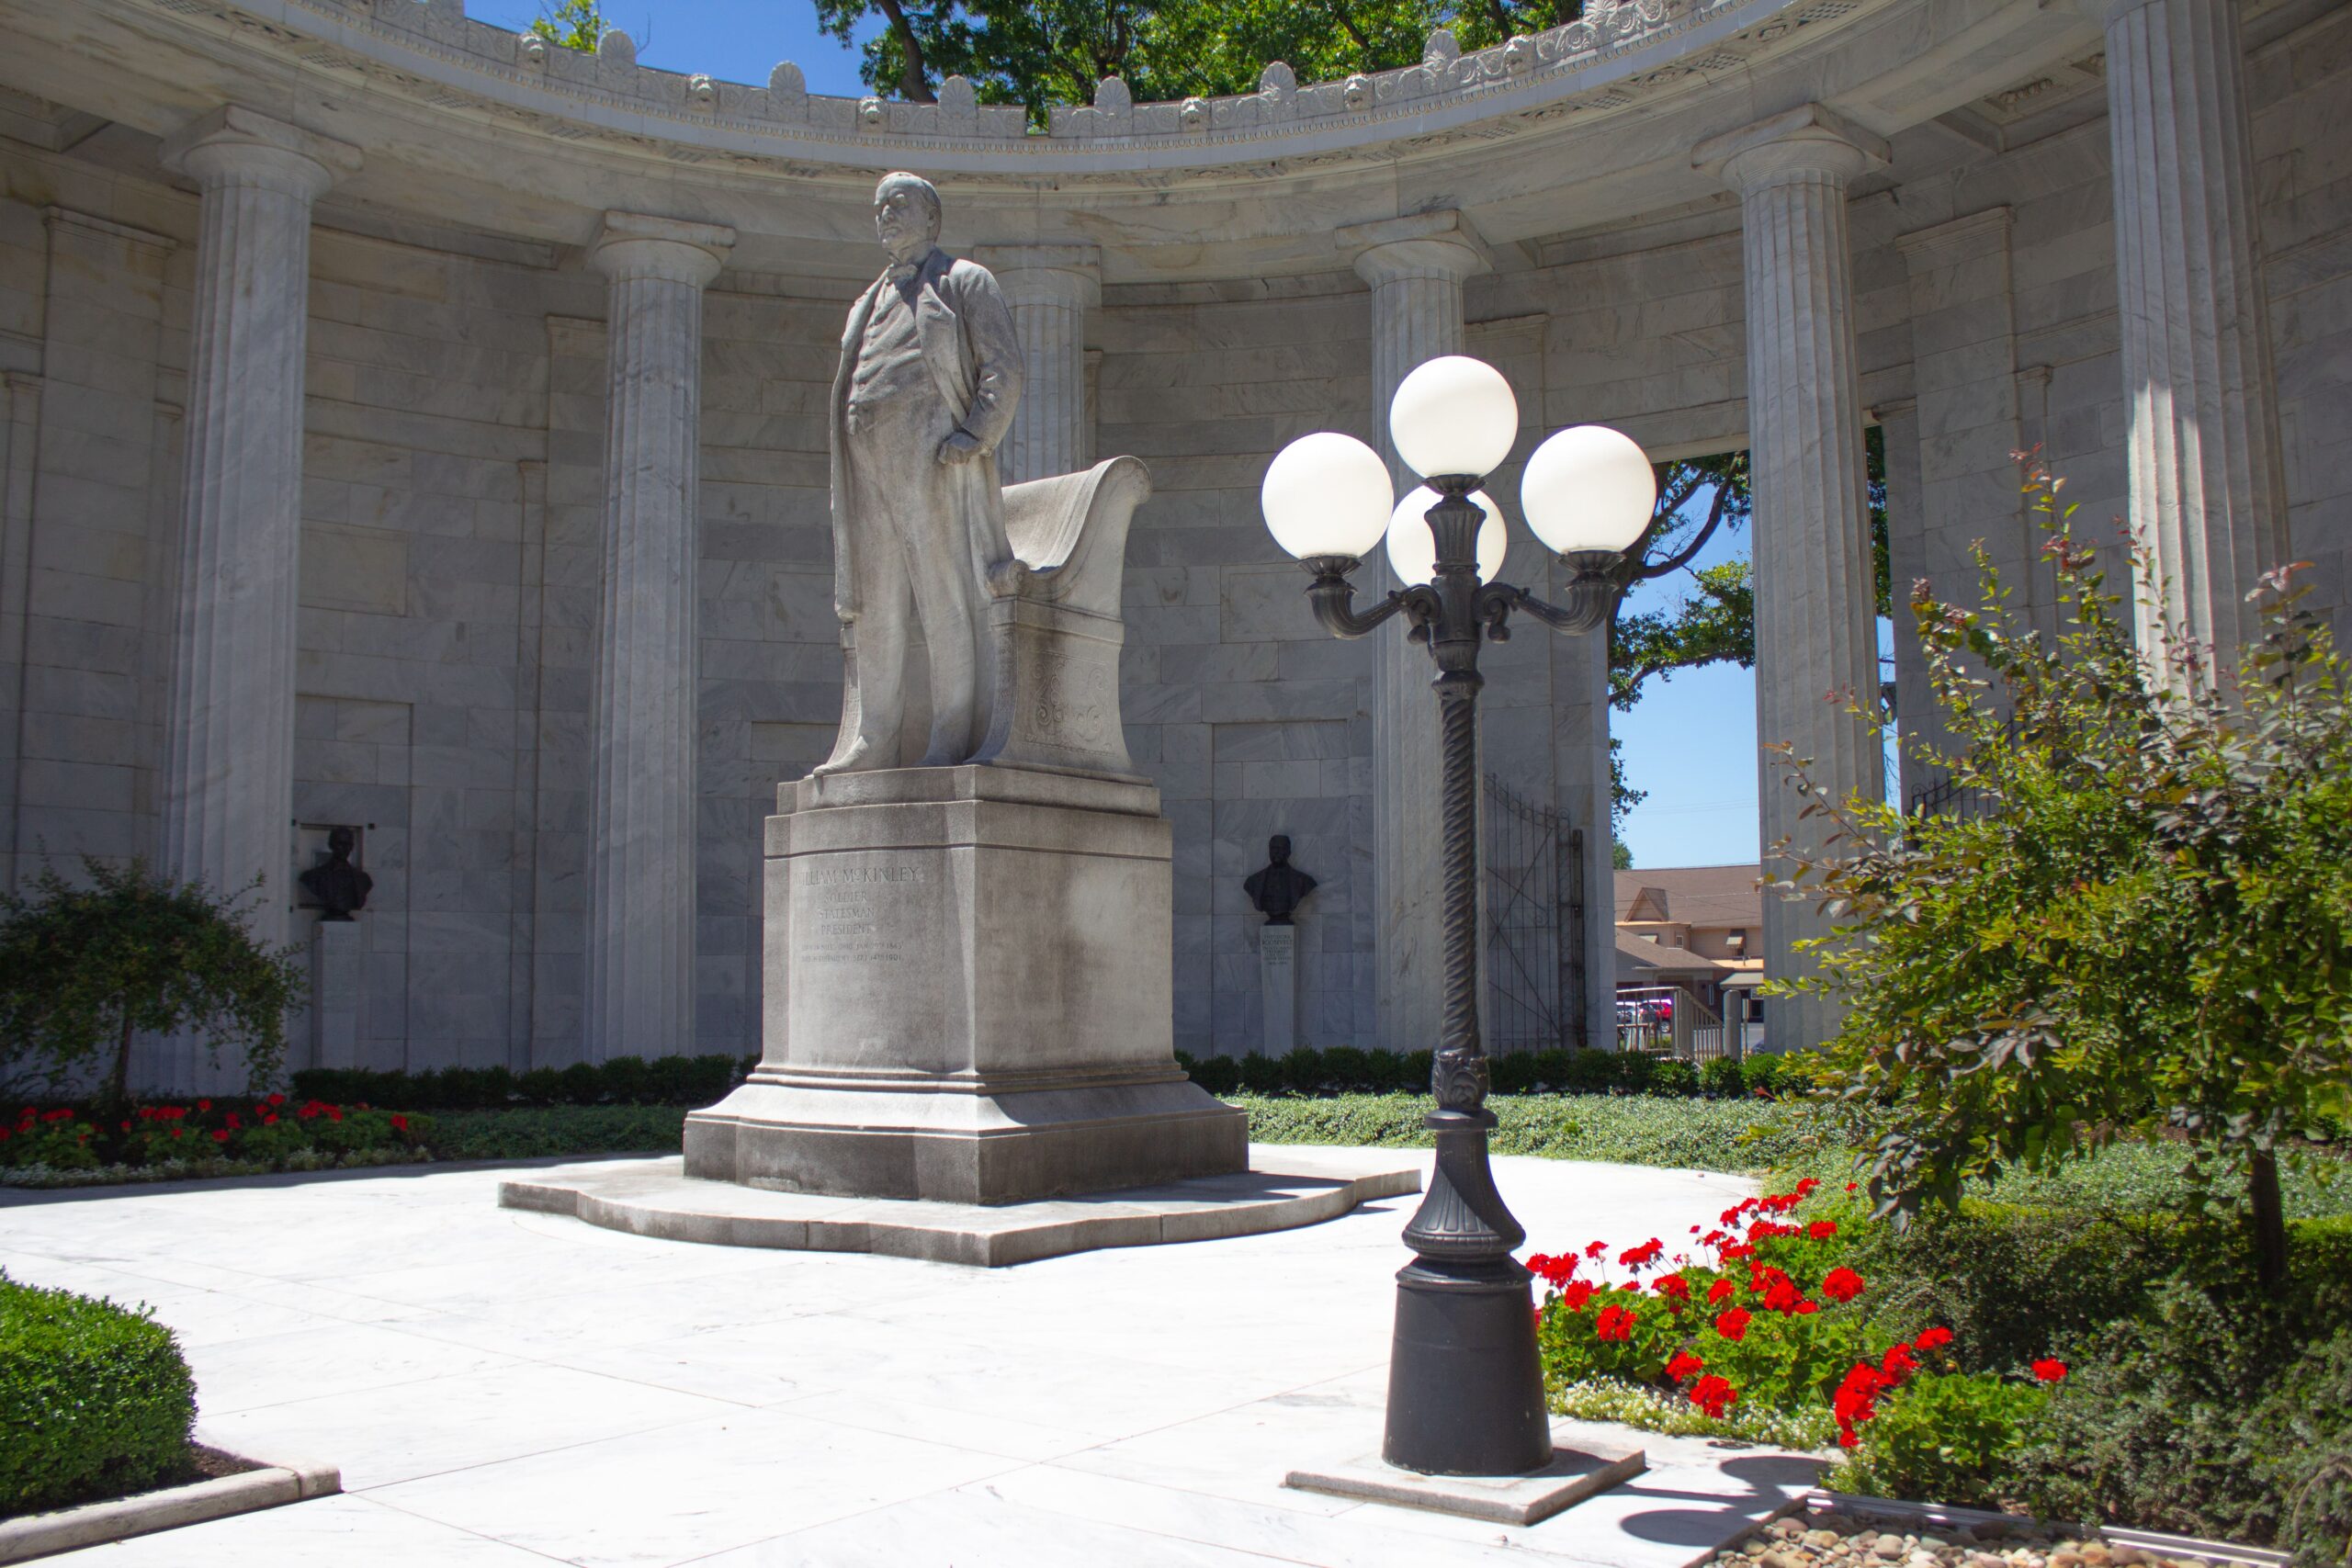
(1694, 103, 1890, 194)
(590, 211, 736, 288)
(161, 106, 360, 199)
(1340, 210, 1490, 288)
(970, 243, 1102, 310)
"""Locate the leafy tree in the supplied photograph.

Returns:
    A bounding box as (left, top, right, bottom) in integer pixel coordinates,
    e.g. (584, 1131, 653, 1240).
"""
(1604, 431, 1889, 833)
(0, 858, 305, 1116)
(529, 0, 611, 51)
(1775, 457, 2352, 1292)
(814, 0, 1580, 123)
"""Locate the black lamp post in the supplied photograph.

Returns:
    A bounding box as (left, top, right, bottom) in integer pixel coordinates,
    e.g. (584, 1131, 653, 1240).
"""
(1261, 356, 1658, 1478)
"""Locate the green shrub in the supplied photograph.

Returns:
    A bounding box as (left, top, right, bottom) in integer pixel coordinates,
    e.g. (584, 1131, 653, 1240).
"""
(1238, 1091, 1812, 1175)
(1172, 1045, 1778, 1100)
(416, 1105, 687, 1160)
(1827, 1371, 2049, 1510)
(2254, 1329, 2352, 1568)
(2002, 1282, 2283, 1542)
(0, 1272, 196, 1517)
(291, 1054, 752, 1111)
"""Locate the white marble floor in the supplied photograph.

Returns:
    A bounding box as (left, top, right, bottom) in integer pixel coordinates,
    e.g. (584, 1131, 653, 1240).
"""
(0, 1145, 1821, 1566)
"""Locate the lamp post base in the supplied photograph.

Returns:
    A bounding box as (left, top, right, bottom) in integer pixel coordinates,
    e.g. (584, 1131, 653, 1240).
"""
(1381, 1253, 1555, 1476)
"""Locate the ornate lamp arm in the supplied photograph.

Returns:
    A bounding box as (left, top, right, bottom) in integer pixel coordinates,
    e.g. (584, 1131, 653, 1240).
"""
(1476, 550, 1632, 638)
(1301, 557, 1436, 639)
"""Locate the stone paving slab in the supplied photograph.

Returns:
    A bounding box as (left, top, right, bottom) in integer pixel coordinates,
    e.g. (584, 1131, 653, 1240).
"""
(0, 1145, 1821, 1566)
(498, 1145, 1424, 1265)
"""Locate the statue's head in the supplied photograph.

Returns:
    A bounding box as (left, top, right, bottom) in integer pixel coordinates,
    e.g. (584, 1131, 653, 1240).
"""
(327, 825, 356, 859)
(874, 172, 943, 265)
(1268, 834, 1291, 864)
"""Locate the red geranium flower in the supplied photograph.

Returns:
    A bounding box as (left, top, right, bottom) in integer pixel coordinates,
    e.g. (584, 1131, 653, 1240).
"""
(1688, 1375, 1738, 1417)
(1820, 1267, 1865, 1303)
(1713, 1307, 1752, 1341)
(2033, 1359, 2069, 1382)
(1914, 1326, 1954, 1352)
(1707, 1279, 1736, 1305)
(267, 1092, 286, 1107)
(198, 1099, 211, 1111)
(1654, 1275, 1690, 1300)
(1595, 1305, 1635, 1342)
(1584, 1240, 1609, 1258)
(1559, 1280, 1597, 1311)
(1881, 1344, 1918, 1382)
(1666, 1351, 1705, 1382)
(390, 1113, 409, 1133)
(210, 1129, 230, 1143)
(1808, 1221, 1838, 1240)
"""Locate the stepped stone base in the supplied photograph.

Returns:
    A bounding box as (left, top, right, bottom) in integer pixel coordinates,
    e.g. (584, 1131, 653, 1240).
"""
(503, 1145, 1421, 1267)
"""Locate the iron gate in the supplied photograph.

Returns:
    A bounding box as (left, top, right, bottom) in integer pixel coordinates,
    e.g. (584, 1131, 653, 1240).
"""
(1481, 773, 1586, 1053)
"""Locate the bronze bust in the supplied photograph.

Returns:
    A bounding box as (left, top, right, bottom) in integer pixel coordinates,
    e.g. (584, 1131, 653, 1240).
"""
(300, 826, 373, 921)
(1242, 835, 1317, 926)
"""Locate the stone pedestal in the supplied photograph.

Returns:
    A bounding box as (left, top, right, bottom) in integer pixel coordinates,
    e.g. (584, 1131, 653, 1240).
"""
(308, 919, 365, 1072)
(1259, 925, 1297, 1055)
(685, 764, 1246, 1205)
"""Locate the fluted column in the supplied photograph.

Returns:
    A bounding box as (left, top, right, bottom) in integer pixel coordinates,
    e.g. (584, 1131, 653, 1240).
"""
(583, 212, 734, 1062)
(974, 245, 1098, 484)
(1698, 107, 1887, 1054)
(2099, 0, 2286, 680)
(1343, 214, 1488, 1057)
(158, 107, 357, 1089)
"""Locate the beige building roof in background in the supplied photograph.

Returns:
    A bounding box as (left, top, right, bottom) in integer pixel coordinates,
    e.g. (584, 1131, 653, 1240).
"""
(1613, 864, 1764, 929)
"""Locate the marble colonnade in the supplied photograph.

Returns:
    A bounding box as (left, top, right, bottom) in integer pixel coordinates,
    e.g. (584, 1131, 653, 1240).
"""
(1342, 213, 1490, 1057)
(2098, 0, 2289, 679)
(1700, 106, 1888, 1055)
(582, 213, 735, 1062)
(154, 107, 358, 1089)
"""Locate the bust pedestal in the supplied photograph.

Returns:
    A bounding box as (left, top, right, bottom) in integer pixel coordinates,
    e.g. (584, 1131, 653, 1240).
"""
(308, 919, 365, 1071)
(1259, 925, 1297, 1055)
(684, 763, 1246, 1204)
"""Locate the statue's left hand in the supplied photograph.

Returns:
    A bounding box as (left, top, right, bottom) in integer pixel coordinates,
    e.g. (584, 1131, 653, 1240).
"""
(937, 430, 984, 466)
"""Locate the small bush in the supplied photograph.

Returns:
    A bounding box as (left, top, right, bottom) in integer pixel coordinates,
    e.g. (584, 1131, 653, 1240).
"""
(0, 1272, 196, 1517)
(2255, 1329, 2352, 1568)
(1827, 1371, 2050, 1510)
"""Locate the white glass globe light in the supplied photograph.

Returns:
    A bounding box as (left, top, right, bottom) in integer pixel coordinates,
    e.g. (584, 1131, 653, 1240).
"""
(1388, 356, 1519, 479)
(1261, 432, 1395, 560)
(1521, 424, 1657, 556)
(1385, 487, 1508, 585)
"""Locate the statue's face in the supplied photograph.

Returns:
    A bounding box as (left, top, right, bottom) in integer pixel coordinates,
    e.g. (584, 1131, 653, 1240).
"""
(327, 827, 356, 857)
(874, 181, 939, 264)
(1269, 835, 1291, 863)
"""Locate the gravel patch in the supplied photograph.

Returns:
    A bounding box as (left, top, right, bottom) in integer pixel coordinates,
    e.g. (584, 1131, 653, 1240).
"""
(1713, 1508, 2235, 1568)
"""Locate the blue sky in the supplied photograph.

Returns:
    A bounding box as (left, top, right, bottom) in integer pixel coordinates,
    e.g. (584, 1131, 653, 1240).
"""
(470, 0, 883, 95)
(467, 3, 1838, 871)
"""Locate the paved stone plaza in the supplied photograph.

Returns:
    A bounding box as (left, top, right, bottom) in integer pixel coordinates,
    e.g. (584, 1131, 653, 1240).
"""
(0, 1150, 1821, 1565)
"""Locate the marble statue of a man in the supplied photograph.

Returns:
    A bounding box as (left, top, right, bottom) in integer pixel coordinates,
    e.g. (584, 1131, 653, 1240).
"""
(815, 172, 1026, 775)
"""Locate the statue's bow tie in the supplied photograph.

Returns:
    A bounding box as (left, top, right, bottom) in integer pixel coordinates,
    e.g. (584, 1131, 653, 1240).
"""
(887, 261, 922, 284)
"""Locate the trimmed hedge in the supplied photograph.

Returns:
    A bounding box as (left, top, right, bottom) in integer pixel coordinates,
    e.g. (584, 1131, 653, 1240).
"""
(418, 1105, 689, 1161)
(291, 1054, 756, 1111)
(1238, 1090, 1816, 1175)
(1176, 1045, 1800, 1100)
(1, 1272, 196, 1517)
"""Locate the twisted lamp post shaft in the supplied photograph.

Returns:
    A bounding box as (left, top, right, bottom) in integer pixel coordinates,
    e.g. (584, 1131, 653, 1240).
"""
(1306, 478, 1618, 1475)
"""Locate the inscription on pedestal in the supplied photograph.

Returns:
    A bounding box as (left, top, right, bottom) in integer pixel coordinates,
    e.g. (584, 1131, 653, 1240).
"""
(1261, 924, 1297, 1055)
(801, 863, 926, 964)
(788, 852, 951, 1071)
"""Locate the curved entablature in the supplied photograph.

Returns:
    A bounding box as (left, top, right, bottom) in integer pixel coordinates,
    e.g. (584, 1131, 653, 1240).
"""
(141, 0, 1886, 174)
